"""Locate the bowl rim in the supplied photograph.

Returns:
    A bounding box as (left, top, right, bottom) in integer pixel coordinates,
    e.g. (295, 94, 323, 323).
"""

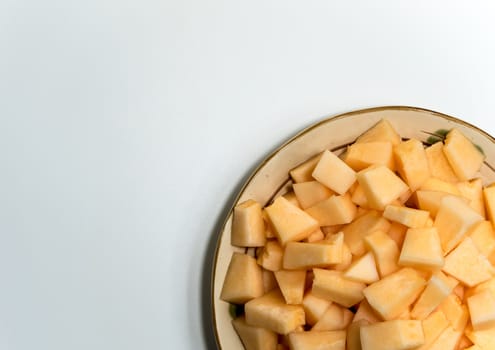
(209, 105, 495, 349)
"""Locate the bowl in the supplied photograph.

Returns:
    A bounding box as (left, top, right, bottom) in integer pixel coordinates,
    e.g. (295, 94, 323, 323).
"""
(210, 106, 495, 349)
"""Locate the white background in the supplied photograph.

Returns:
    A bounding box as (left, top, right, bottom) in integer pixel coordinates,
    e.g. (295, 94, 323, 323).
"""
(1, 1, 495, 349)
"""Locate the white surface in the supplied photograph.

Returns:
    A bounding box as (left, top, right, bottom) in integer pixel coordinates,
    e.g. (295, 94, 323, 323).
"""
(1, 1, 495, 349)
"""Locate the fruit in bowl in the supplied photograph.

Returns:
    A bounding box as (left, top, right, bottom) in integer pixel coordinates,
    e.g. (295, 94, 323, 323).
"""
(212, 107, 495, 350)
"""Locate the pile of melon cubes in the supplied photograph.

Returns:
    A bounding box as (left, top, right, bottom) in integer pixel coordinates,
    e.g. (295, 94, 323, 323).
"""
(220, 119, 495, 350)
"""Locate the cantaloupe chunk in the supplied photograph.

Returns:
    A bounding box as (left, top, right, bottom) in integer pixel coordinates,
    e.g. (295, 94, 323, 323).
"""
(282, 191, 301, 208)
(293, 181, 334, 209)
(257, 240, 284, 271)
(465, 326, 495, 349)
(232, 199, 266, 247)
(302, 291, 332, 326)
(262, 210, 276, 239)
(274, 270, 306, 305)
(331, 242, 353, 271)
(434, 195, 483, 254)
(305, 194, 357, 226)
(469, 221, 495, 258)
(342, 210, 391, 256)
(442, 237, 495, 287)
(443, 128, 485, 181)
(344, 142, 395, 171)
(312, 269, 366, 308)
(356, 165, 409, 211)
(232, 316, 278, 350)
(410, 271, 458, 320)
(363, 268, 426, 320)
(425, 141, 459, 183)
(245, 289, 305, 334)
(399, 227, 444, 269)
(288, 330, 346, 350)
(262, 269, 278, 293)
(350, 183, 369, 207)
(413, 310, 449, 350)
(360, 320, 425, 350)
(426, 326, 462, 350)
(467, 290, 495, 331)
(265, 196, 319, 245)
(221, 252, 264, 304)
(456, 335, 474, 350)
(353, 299, 382, 324)
(289, 152, 323, 183)
(355, 119, 401, 145)
(387, 222, 408, 249)
(343, 252, 380, 284)
(312, 150, 356, 195)
(416, 190, 452, 218)
(457, 178, 485, 217)
(304, 228, 325, 243)
(383, 205, 430, 228)
(363, 230, 400, 277)
(483, 186, 495, 227)
(439, 294, 470, 332)
(346, 320, 369, 350)
(313, 303, 352, 331)
(394, 138, 431, 191)
(283, 240, 343, 270)
(420, 177, 461, 195)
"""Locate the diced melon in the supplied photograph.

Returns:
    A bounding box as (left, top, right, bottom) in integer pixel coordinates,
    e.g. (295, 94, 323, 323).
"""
(283, 241, 342, 270)
(439, 294, 469, 331)
(331, 242, 353, 271)
(387, 222, 408, 249)
(443, 128, 485, 181)
(350, 183, 369, 207)
(342, 210, 391, 256)
(304, 228, 325, 243)
(363, 230, 400, 277)
(221, 252, 264, 304)
(356, 165, 409, 210)
(483, 186, 495, 227)
(426, 326, 462, 350)
(360, 320, 425, 350)
(420, 177, 461, 196)
(289, 152, 323, 183)
(434, 195, 483, 254)
(456, 335, 474, 350)
(469, 221, 495, 258)
(442, 237, 495, 287)
(344, 142, 395, 171)
(274, 270, 306, 305)
(383, 205, 430, 228)
(312, 269, 366, 308)
(312, 303, 346, 331)
(245, 289, 305, 334)
(346, 320, 369, 350)
(410, 271, 458, 320)
(355, 119, 401, 145)
(414, 310, 449, 350)
(232, 199, 266, 247)
(353, 300, 382, 324)
(257, 240, 284, 271)
(262, 270, 278, 294)
(394, 138, 431, 191)
(457, 178, 485, 217)
(343, 252, 380, 284)
(232, 316, 278, 350)
(312, 149, 356, 195)
(425, 141, 459, 183)
(288, 330, 346, 350)
(465, 327, 495, 349)
(363, 268, 426, 320)
(293, 181, 334, 209)
(265, 196, 319, 245)
(305, 194, 357, 226)
(467, 290, 495, 331)
(302, 291, 332, 326)
(416, 190, 452, 218)
(262, 210, 276, 239)
(282, 191, 301, 208)
(399, 227, 444, 269)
